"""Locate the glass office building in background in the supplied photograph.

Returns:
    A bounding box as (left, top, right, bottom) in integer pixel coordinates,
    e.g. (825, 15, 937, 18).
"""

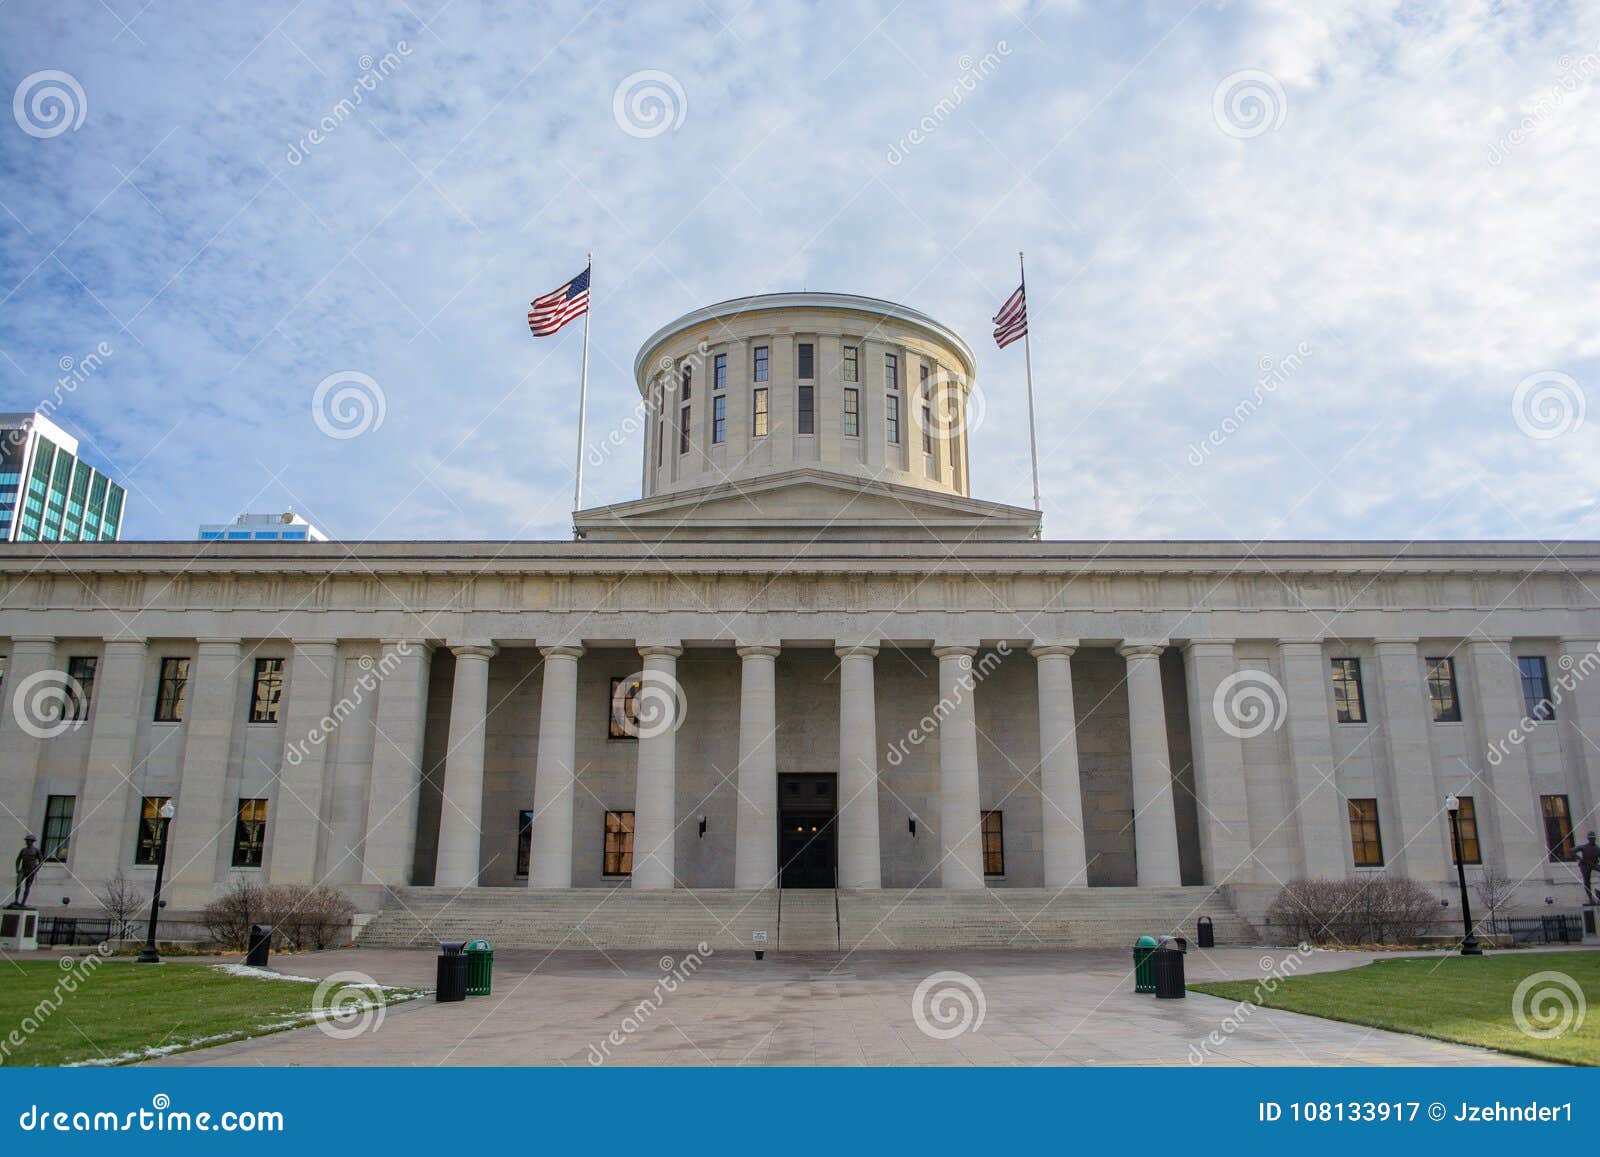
(0, 412, 126, 543)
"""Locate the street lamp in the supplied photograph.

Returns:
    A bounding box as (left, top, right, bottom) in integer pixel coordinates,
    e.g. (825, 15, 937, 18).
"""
(1445, 794, 1483, 956)
(136, 800, 177, 964)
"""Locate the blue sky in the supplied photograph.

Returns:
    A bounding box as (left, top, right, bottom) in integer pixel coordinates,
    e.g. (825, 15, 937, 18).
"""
(1, 0, 1596, 542)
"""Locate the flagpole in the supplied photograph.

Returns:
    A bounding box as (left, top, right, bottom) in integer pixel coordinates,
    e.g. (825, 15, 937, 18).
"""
(572, 252, 592, 526)
(1018, 250, 1041, 522)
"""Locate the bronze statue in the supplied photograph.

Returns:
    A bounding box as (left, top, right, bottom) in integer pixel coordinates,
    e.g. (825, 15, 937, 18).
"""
(11, 835, 42, 909)
(1576, 831, 1600, 905)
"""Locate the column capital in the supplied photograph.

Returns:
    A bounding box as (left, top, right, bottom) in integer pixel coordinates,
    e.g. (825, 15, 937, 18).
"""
(289, 639, 340, 655)
(196, 637, 243, 653)
(6, 635, 56, 649)
(1276, 638, 1326, 653)
(101, 637, 149, 655)
(1029, 640, 1078, 659)
(380, 637, 433, 651)
(737, 642, 782, 659)
(1117, 640, 1167, 659)
(834, 643, 878, 659)
(449, 642, 498, 661)
(1372, 636, 1420, 648)
(931, 643, 978, 659)
(1182, 638, 1235, 654)
(638, 643, 683, 660)
(1466, 636, 1513, 650)
(539, 644, 585, 660)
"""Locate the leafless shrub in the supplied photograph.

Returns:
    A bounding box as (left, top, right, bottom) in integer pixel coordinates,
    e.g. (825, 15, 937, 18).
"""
(199, 878, 356, 951)
(1267, 875, 1441, 946)
(97, 869, 147, 940)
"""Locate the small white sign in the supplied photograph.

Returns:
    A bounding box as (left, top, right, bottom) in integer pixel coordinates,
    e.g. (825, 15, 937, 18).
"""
(752, 930, 768, 944)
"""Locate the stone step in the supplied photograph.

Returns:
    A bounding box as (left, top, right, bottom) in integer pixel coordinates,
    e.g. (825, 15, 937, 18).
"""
(777, 890, 838, 950)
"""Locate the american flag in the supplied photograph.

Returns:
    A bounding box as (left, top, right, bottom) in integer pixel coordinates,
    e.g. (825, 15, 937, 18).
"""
(992, 283, 1027, 349)
(528, 264, 591, 337)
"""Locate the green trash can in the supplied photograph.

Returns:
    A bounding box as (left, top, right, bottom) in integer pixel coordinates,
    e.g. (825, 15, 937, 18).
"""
(464, 938, 494, 996)
(1133, 934, 1158, 994)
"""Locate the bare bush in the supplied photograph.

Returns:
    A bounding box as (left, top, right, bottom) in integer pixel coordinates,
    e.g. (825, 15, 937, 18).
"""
(199, 879, 356, 951)
(1471, 865, 1517, 930)
(97, 869, 147, 940)
(1267, 875, 1442, 946)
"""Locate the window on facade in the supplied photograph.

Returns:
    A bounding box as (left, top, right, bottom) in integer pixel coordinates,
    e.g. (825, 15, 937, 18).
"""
(921, 404, 933, 454)
(680, 362, 692, 400)
(712, 395, 727, 444)
(133, 796, 171, 866)
(609, 676, 641, 739)
(753, 346, 769, 383)
(42, 794, 74, 862)
(1542, 794, 1575, 862)
(919, 362, 930, 396)
(797, 385, 815, 435)
(713, 353, 726, 391)
(232, 798, 268, 867)
(981, 810, 1005, 876)
(679, 404, 691, 454)
(1330, 657, 1366, 723)
(1348, 798, 1384, 866)
(1424, 656, 1461, 722)
(154, 657, 190, 722)
(842, 346, 858, 382)
(843, 388, 860, 437)
(1520, 656, 1555, 721)
(884, 353, 898, 391)
(1449, 796, 1481, 864)
(752, 387, 769, 437)
(249, 657, 284, 723)
(886, 394, 901, 444)
(656, 419, 664, 466)
(516, 809, 533, 877)
(797, 342, 814, 380)
(603, 810, 635, 876)
(64, 655, 97, 722)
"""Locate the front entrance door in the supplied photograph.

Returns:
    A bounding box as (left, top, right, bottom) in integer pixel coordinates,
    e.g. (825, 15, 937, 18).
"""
(778, 773, 836, 888)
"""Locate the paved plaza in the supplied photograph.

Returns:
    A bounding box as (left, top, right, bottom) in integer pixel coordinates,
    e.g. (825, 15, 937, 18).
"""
(147, 946, 1540, 1067)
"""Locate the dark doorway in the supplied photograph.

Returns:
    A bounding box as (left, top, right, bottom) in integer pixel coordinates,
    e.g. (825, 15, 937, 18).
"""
(778, 773, 836, 888)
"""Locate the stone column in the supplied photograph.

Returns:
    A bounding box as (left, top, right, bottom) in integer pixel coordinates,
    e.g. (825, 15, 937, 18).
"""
(0, 636, 59, 857)
(169, 640, 244, 896)
(836, 643, 882, 890)
(1277, 640, 1350, 878)
(361, 640, 432, 886)
(1181, 640, 1254, 886)
(932, 644, 985, 889)
(270, 640, 340, 885)
(70, 637, 148, 885)
(1558, 638, 1600, 834)
(631, 644, 682, 890)
(1031, 642, 1088, 888)
(528, 645, 583, 888)
(434, 643, 496, 888)
(1372, 638, 1449, 881)
(1466, 638, 1545, 882)
(1120, 641, 1182, 886)
(734, 643, 780, 890)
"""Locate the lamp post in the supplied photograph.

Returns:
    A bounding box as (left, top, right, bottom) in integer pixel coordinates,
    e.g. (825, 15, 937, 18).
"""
(1445, 795, 1483, 956)
(136, 800, 177, 964)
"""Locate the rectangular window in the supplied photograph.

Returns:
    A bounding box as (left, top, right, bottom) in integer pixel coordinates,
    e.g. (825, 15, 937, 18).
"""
(64, 655, 97, 721)
(1542, 794, 1575, 862)
(980, 810, 1005, 876)
(752, 388, 769, 437)
(42, 794, 74, 863)
(1330, 657, 1366, 723)
(1425, 656, 1461, 722)
(1348, 798, 1384, 866)
(886, 394, 901, 444)
(516, 809, 533, 877)
(842, 346, 858, 382)
(231, 798, 268, 867)
(797, 385, 815, 434)
(921, 404, 933, 454)
(797, 342, 814, 380)
(679, 404, 691, 454)
(680, 363, 692, 401)
(133, 796, 171, 866)
(843, 388, 860, 437)
(1449, 796, 1481, 865)
(656, 419, 664, 467)
(249, 657, 284, 723)
(712, 395, 727, 444)
(713, 353, 727, 391)
(753, 346, 769, 383)
(609, 675, 641, 739)
(884, 353, 898, 391)
(919, 362, 930, 396)
(1520, 656, 1555, 721)
(154, 657, 190, 722)
(603, 810, 635, 876)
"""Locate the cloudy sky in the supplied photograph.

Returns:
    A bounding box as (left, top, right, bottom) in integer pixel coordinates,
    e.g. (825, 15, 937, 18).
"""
(1, 0, 1596, 542)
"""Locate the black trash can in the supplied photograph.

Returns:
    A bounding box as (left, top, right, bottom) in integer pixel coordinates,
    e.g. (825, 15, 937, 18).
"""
(436, 941, 468, 1003)
(1196, 915, 1214, 949)
(1153, 935, 1187, 999)
(245, 924, 272, 967)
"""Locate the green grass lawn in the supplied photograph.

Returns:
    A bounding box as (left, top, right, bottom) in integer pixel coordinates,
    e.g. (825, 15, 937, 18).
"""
(0, 958, 421, 1067)
(1192, 951, 1600, 1065)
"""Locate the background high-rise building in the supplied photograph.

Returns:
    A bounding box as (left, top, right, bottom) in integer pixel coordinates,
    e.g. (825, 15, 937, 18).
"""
(0, 412, 125, 543)
(198, 511, 329, 542)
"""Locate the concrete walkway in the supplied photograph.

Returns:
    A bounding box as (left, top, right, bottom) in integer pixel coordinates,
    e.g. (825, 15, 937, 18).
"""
(145, 945, 1544, 1067)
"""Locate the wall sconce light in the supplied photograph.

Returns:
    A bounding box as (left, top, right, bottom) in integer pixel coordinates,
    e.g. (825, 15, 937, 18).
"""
(698, 815, 707, 838)
(908, 816, 918, 837)
(1545, 896, 1555, 906)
